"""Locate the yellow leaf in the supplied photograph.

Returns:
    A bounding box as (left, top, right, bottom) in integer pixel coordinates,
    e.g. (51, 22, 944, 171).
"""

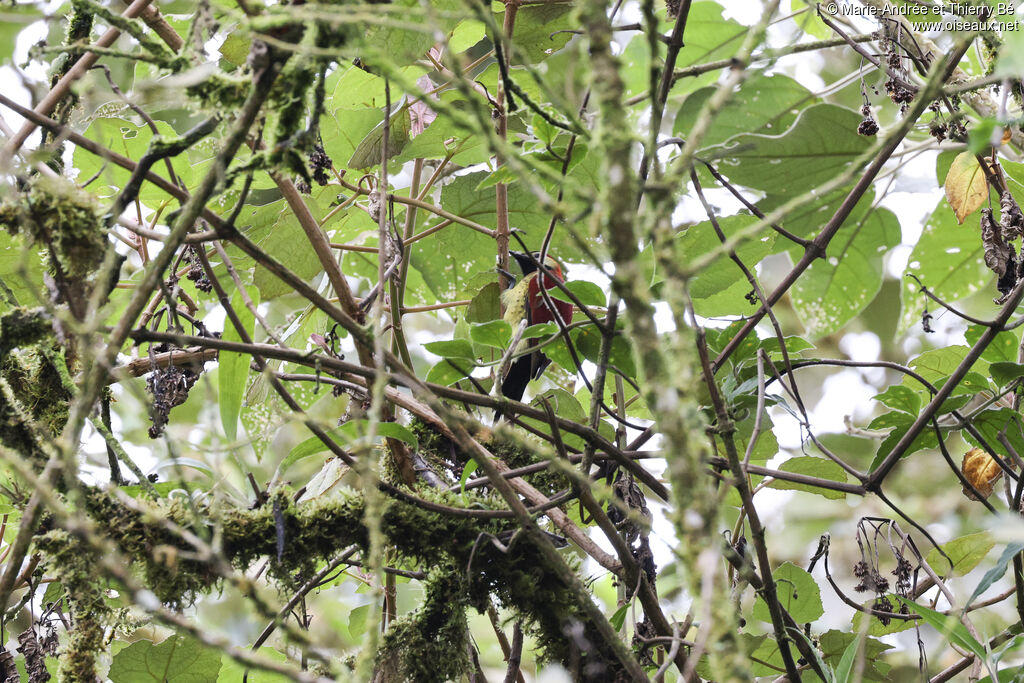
(961, 447, 1002, 501)
(944, 152, 989, 224)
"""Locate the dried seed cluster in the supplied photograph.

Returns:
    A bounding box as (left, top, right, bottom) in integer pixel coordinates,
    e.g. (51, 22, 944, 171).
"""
(981, 190, 1024, 299)
(146, 364, 201, 438)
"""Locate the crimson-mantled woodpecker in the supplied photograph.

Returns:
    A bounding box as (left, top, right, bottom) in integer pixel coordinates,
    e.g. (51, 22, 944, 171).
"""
(500, 251, 573, 402)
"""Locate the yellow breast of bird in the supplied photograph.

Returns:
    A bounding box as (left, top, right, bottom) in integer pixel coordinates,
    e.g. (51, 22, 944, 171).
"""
(501, 274, 536, 353)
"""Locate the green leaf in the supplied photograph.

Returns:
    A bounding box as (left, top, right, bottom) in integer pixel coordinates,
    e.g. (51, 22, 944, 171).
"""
(991, 362, 1024, 387)
(899, 598, 987, 661)
(873, 385, 921, 415)
(535, 388, 586, 423)
(899, 198, 991, 335)
(820, 629, 893, 683)
(676, 215, 777, 316)
(448, 18, 485, 53)
(282, 421, 418, 471)
(791, 205, 900, 337)
(466, 282, 500, 323)
(769, 456, 848, 500)
(549, 280, 606, 308)
(523, 322, 558, 340)
(348, 604, 370, 638)
(978, 668, 1024, 683)
(74, 118, 194, 202)
(850, 595, 918, 637)
(967, 543, 1024, 608)
(0, 233, 45, 309)
(425, 358, 474, 386)
(674, 71, 813, 149)
(109, 635, 222, 682)
(219, 287, 257, 442)
(347, 101, 413, 170)
(925, 532, 994, 578)
(966, 324, 1020, 364)
(965, 409, 1024, 460)
(834, 634, 860, 683)
(935, 371, 993, 398)
(995, 30, 1024, 79)
(424, 339, 476, 360)
(412, 171, 550, 303)
(907, 345, 979, 384)
(253, 203, 323, 300)
(752, 562, 823, 624)
(459, 459, 478, 494)
(867, 411, 938, 470)
(498, 2, 575, 63)
(624, 2, 746, 94)
(708, 104, 870, 198)
(470, 320, 512, 349)
(218, 31, 250, 66)
(608, 604, 629, 631)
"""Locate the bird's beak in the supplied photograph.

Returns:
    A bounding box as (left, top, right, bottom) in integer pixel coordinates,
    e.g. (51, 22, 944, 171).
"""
(496, 266, 517, 283)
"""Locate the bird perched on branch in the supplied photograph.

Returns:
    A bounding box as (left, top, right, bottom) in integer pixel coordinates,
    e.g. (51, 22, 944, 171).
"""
(500, 251, 574, 402)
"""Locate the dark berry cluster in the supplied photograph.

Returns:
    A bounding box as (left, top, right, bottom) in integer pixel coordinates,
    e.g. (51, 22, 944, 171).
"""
(146, 365, 200, 438)
(309, 143, 332, 186)
(853, 560, 890, 594)
(885, 78, 915, 105)
(858, 104, 879, 137)
(184, 245, 212, 293)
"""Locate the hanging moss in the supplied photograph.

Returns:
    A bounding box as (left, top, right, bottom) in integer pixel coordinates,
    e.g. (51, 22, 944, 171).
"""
(0, 307, 51, 356)
(68, 482, 617, 674)
(375, 564, 470, 683)
(0, 308, 70, 466)
(36, 530, 111, 683)
(0, 176, 107, 280)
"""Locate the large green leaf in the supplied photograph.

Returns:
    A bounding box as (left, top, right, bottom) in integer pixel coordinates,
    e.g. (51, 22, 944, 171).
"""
(73, 118, 195, 203)
(253, 200, 324, 300)
(925, 532, 994, 577)
(752, 561, 823, 624)
(898, 197, 991, 335)
(819, 629, 893, 683)
(674, 71, 814, 148)
(906, 345, 985, 385)
(791, 205, 900, 337)
(899, 598, 987, 661)
(625, 2, 746, 93)
(109, 635, 222, 682)
(498, 2, 575, 63)
(410, 171, 551, 302)
(708, 104, 870, 198)
(675, 215, 776, 316)
(965, 323, 1021, 364)
(0, 233, 45, 310)
(769, 456, 848, 500)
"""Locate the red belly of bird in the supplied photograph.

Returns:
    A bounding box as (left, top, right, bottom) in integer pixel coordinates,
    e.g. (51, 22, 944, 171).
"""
(528, 270, 573, 326)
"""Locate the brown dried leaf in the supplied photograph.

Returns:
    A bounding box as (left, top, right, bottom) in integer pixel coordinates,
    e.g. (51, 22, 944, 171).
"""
(16, 629, 49, 683)
(982, 208, 1013, 277)
(945, 152, 990, 224)
(1001, 190, 1024, 240)
(961, 447, 1003, 501)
